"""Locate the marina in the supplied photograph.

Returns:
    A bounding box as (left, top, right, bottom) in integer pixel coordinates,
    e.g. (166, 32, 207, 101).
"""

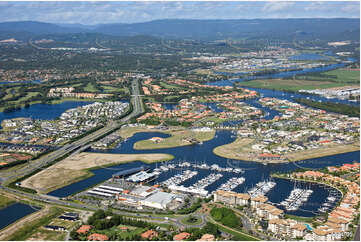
(46, 129, 357, 217)
(161, 170, 198, 187)
(217, 177, 245, 191)
(280, 187, 313, 211)
(190, 173, 223, 190)
(248, 180, 276, 198)
(5, 85, 352, 217)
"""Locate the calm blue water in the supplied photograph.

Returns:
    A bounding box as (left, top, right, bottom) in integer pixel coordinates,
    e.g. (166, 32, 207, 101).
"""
(0, 203, 39, 230)
(0, 101, 94, 128)
(288, 53, 330, 61)
(0, 80, 42, 85)
(207, 62, 347, 86)
(244, 87, 359, 106)
(49, 129, 359, 217)
(163, 103, 224, 113)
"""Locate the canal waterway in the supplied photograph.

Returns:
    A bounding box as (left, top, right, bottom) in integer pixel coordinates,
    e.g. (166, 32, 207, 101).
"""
(0, 203, 39, 230)
(48, 129, 358, 217)
(45, 86, 359, 217)
(0, 79, 358, 220)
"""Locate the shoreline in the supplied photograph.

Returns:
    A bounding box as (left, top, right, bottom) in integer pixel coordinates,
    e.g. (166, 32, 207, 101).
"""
(213, 138, 360, 164)
(133, 130, 216, 150)
(118, 126, 216, 150)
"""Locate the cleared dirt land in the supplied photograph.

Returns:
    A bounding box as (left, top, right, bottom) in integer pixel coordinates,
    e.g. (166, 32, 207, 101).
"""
(214, 138, 360, 163)
(21, 152, 174, 194)
(212, 138, 278, 163)
(285, 142, 360, 161)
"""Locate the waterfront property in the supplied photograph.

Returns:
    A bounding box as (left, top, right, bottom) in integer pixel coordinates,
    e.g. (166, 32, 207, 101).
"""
(0, 101, 129, 146)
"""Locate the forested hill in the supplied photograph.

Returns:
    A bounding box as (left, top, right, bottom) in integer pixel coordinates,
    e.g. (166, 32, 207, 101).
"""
(0, 18, 359, 41)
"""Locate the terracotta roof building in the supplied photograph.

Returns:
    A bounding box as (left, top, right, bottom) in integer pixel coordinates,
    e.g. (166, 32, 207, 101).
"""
(87, 233, 109, 241)
(76, 225, 92, 234)
(196, 234, 215, 241)
(214, 190, 250, 206)
(173, 232, 191, 241)
(141, 230, 158, 240)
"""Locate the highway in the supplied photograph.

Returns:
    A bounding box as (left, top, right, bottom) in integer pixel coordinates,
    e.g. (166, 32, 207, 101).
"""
(0, 79, 143, 185)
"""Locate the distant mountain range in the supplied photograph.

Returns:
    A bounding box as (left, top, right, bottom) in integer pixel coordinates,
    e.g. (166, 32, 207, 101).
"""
(0, 19, 359, 41)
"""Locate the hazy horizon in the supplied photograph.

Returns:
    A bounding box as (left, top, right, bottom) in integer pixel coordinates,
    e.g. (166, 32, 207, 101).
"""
(0, 1, 359, 25)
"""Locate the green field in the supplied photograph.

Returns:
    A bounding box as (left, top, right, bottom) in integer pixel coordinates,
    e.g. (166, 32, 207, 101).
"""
(159, 81, 184, 90)
(180, 215, 203, 226)
(0, 91, 42, 112)
(0, 194, 15, 209)
(83, 82, 99, 92)
(50, 98, 103, 104)
(240, 79, 345, 91)
(240, 68, 360, 91)
(16, 92, 40, 102)
(297, 68, 360, 84)
(134, 129, 215, 150)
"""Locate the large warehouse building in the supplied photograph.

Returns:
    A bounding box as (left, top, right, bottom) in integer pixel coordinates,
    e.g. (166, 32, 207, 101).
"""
(140, 191, 180, 210)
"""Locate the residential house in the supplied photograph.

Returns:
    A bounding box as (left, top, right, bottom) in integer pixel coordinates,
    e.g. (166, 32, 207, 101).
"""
(141, 230, 159, 240)
(76, 225, 92, 234)
(173, 232, 191, 241)
(87, 233, 109, 241)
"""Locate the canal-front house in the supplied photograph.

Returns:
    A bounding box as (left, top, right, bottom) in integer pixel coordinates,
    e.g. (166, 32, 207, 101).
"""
(213, 190, 250, 206)
(88, 233, 109, 241)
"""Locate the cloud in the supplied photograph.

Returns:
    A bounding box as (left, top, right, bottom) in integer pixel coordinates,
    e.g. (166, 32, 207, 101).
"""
(262, 2, 295, 12)
(0, 1, 358, 25)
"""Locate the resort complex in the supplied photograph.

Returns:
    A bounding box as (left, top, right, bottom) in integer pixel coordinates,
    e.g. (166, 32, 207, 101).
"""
(0, 8, 360, 242)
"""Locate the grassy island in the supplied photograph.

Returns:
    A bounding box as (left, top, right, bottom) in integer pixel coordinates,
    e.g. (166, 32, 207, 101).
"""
(133, 128, 215, 150)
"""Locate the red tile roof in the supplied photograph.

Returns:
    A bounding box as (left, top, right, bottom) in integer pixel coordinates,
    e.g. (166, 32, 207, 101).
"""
(173, 232, 191, 241)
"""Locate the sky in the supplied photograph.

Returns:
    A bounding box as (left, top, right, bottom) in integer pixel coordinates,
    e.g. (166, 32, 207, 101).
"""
(0, 1, 359, 25)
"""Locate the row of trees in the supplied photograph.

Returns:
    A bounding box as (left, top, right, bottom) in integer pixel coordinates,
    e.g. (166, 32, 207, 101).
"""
(295, 98, 360, 117)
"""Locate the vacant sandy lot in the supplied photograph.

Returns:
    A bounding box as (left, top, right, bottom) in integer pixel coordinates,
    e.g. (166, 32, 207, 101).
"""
(21, 152, 173, 194)
(214, 138, 359, 163)
(286, 142, 360, 161)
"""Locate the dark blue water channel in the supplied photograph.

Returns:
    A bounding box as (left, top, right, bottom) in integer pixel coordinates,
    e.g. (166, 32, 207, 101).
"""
(0, 203, 39, 230)
(288, 53, 331, 61)
(48, 129, 359, 217)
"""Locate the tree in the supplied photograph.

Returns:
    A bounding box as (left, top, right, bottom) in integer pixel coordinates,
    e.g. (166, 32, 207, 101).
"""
(202, 222, 219, 235)
(70, 231, 79, 240)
